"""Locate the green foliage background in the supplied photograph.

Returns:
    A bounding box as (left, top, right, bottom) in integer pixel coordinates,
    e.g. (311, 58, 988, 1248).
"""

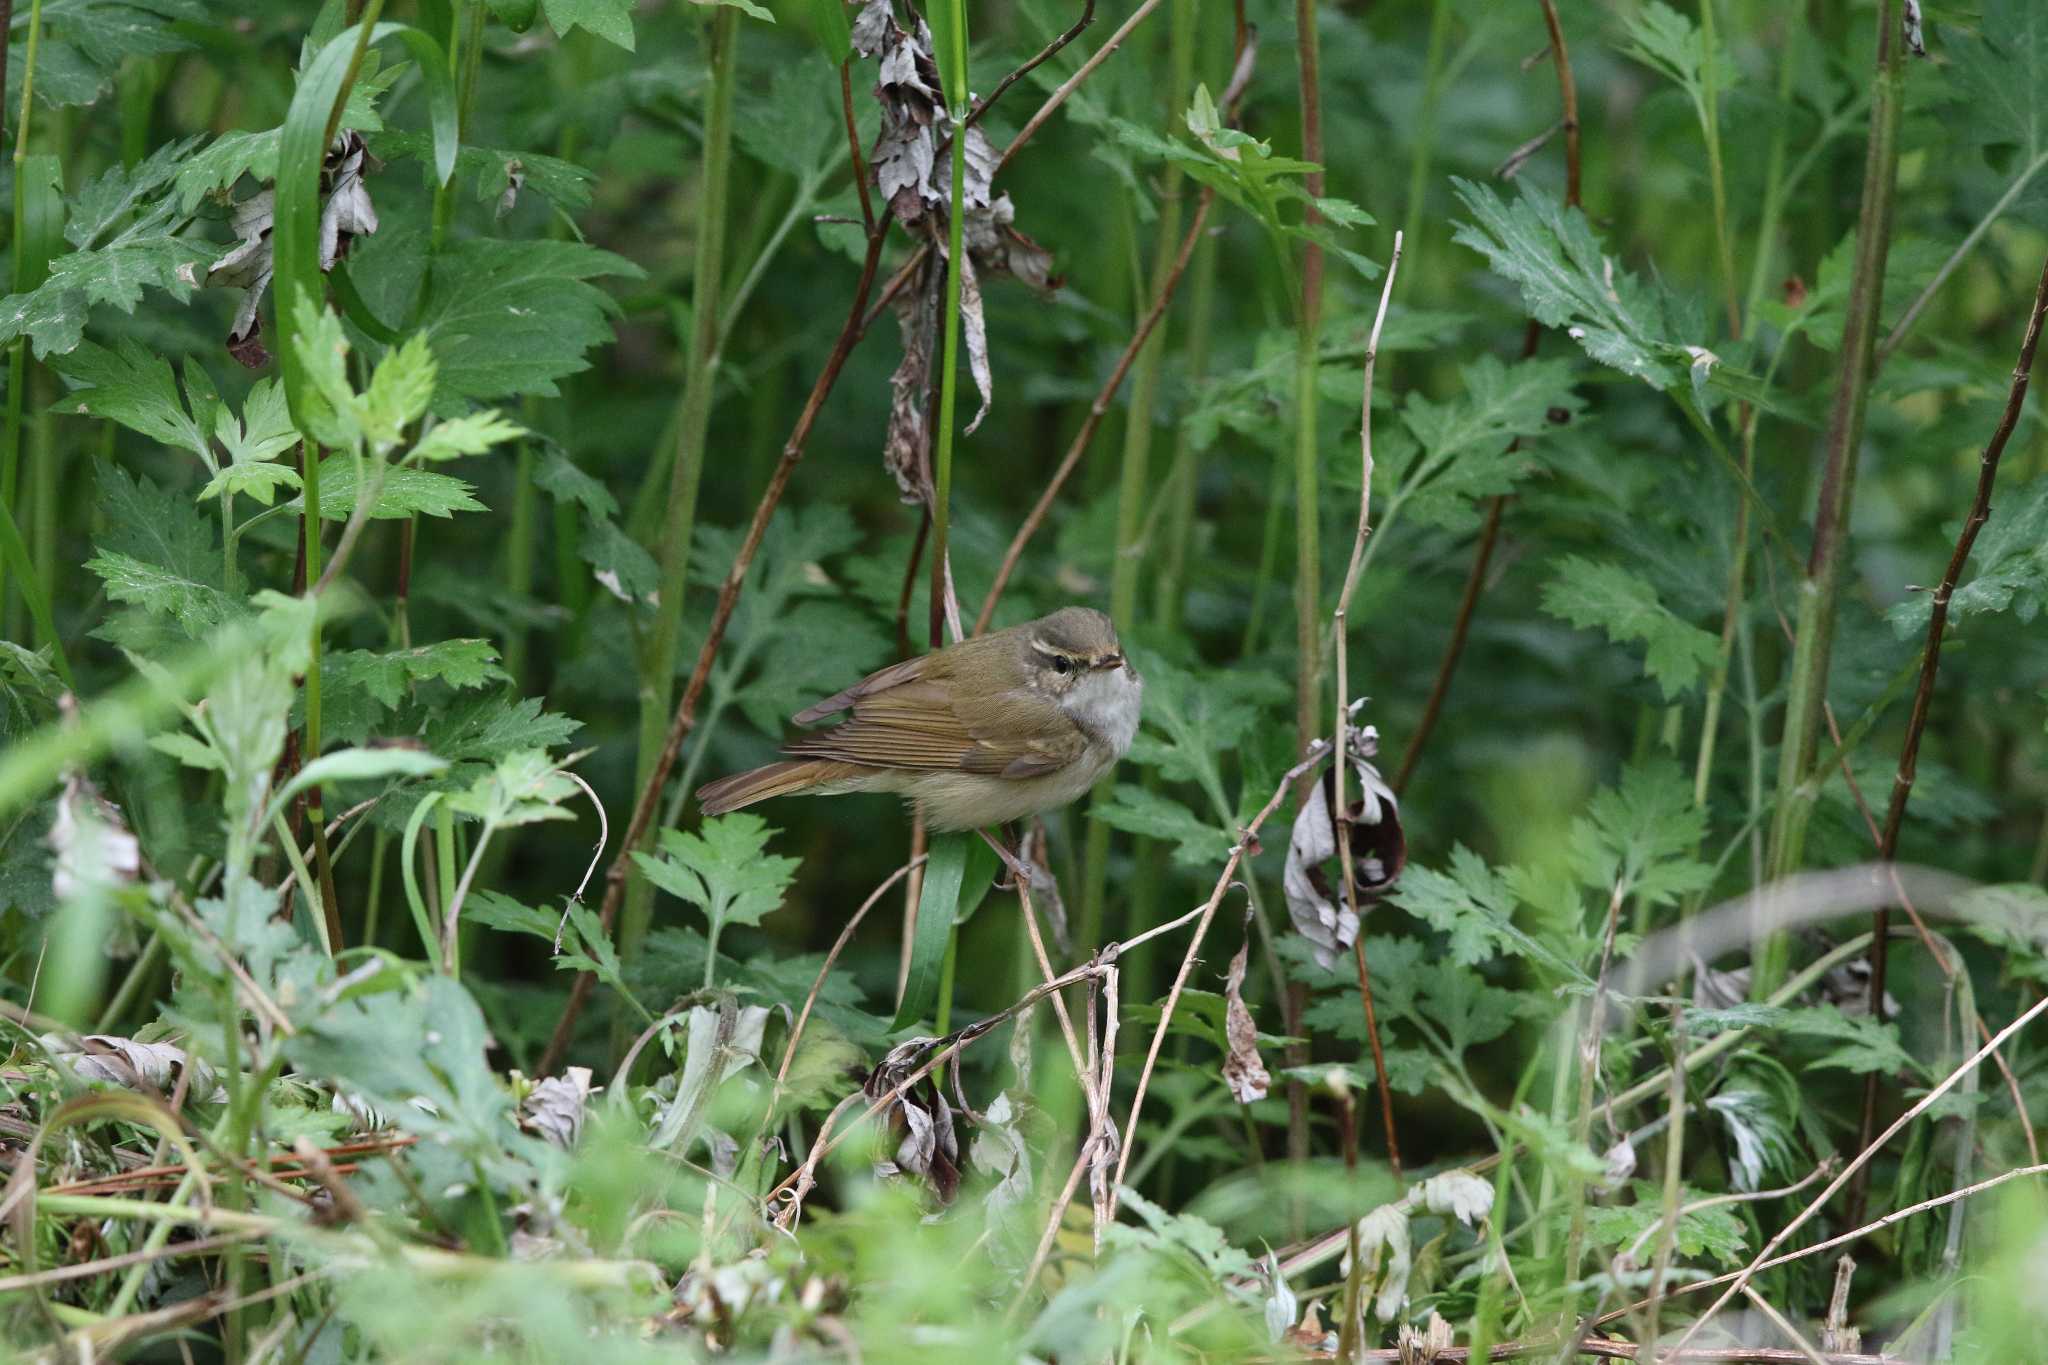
(1, 0, 2047, 1358)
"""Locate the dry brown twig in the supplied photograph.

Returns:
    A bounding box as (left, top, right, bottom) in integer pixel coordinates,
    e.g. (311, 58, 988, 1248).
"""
(1848, 247, 2048, 1219)
(1332, 230, 1405, 1179)
(1107, 743, 1335, 1214)
(1667, 991, 2048, 1354)
(537, 209, 891, 1076)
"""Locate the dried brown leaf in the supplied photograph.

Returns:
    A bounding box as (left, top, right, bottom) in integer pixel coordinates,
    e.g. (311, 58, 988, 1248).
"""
(519, 1065, 595, 1147)
(1221, 920, 1269, 1104)
(863, 1037, 960, 1203)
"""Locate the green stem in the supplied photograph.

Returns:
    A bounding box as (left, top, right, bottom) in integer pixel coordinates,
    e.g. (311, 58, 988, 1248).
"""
(1740, 7, 1803, 336)
(0, 0, 47, 646)
(1398, 0, 1452, 275)
(934, 922, 959, 1034)
(624, 4, 741, 974)
(1760, 1, 1906, 993)
(1696, 0, 1739, 336)
(928, 0, 969, 648)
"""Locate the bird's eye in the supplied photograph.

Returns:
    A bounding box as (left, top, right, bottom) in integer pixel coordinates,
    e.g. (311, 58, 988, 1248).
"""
(1051, 656, 1073, 676)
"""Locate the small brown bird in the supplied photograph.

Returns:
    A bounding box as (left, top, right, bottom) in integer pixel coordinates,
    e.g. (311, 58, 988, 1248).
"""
(696, 607, 1142, 832)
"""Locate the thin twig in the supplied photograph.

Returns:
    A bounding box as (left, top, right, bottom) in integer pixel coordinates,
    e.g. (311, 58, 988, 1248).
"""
(1666, 992, 2048, 1354)
(774, 857, 922, 1087)
(964, 0, 1095, 130)
(1847, 248, 2048, 1221)
(998, 0, 1163, 170)
(1108, 743, 1332, 1210)
(1332, 230, 1403, 1177)
(537, 221, 891, 1075)
(974, 190, 1214, 632)
(1740, 1286, 1833, 1365)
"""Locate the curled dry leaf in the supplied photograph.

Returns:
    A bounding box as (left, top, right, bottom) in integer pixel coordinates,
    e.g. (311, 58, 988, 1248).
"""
(863, 1036, 960, 1203)
(1259, 1250, 1297, 1345)
(519, 1065, 595, 1147)
(1409, 1169, 1495, 1227)
(852, 0, 1057, 503)
(1343, 1199, 1413, 1323)
(1598, 1136, 1637, 1194)
(205, 132, 381, 369)
(45, 1034, 224, 1102)
(1221, 915, 1270, 1104)
(49, 772, 139, 906)
(968, 1091, 1033, 1267)
(1284, 724, 1406, 968)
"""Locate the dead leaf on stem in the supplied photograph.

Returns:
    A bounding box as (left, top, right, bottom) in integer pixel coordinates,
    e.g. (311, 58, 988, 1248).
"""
(862, 1036, 960, 1203)
(1221, 913, 1270, 1103)
(852, 0, 1058, 503)
(205, 132, 381, 369)
(519, 1066, 596, 1147)
(1283, 724, 1406, 968)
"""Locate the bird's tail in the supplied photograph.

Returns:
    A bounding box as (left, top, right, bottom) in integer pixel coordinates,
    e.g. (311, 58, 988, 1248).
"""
(695, 760, 856, 816)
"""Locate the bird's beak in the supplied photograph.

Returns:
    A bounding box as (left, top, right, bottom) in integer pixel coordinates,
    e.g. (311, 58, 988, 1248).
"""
(1096, 653, 1125, 672)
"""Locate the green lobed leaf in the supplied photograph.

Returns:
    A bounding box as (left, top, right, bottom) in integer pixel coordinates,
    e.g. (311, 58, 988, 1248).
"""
(634, 813, 799, 941)
(413, 239, 644, 401)
(1541, 555, 1719, 699)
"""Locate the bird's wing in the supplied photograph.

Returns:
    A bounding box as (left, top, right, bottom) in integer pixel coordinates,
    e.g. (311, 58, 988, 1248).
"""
(785, 679, 1088, 776)
(791, 656, 929, 725)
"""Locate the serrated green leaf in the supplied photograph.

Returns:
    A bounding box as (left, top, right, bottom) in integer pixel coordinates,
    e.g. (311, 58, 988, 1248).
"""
(534, 448, 616, 519)
(634, 813, 798, 941)
(1779, 1005, 1919, 1077)
(422, 694, 582, 764)
(87, 466, 232, 634)
(1586, 1182, 1748, 1265)
(540, 0, 636, 49)
(360, 333, 438, 448)
(1091, 786, 1233, 868)
(52, 337, 209, 458)
(325, 640, 508, 710)
(299, 455, 483, 521)
(1949, 0, 2048, 161)
(1568, 758, 1712, 906)
(413, 239, 642, 401)
(368, 132, 597, 213)
(1888, 475, 2048, 635)
(1452, 179, 1684, 389)
(1541, 556, 1719, 698)
(410, 410, 524, 463)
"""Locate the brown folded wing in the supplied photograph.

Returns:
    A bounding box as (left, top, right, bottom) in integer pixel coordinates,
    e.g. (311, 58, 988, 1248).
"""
(785, 675, 1086, 778)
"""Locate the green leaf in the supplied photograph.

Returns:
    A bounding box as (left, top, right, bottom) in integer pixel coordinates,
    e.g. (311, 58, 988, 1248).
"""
(633, 812, 799, 940)
(1620, 2, 1736, 126)
(892, 831, 968, 1028)
(421, 694, 582, 764)
(1414, 959, 1519, 1054)
(325, 640, 509, 710)
(284, 976, 528, 1169)
(1452, 179, 1685, 389)
(1949, 0, 2048, 161)
(1568, 759, 1712, 907)
(1541, 556, 1719, 699)
(534, 449, 616, 519)
(1379, 355, 1582, 532)
(1586, 1182, 1748, 1266)
(51, 338, 209, 458)
(411, 411, 525, 463)
(1779, 1005, 1919, 1077)
(275, 747, 449, 816)
(360, 333, 439, 449)
(85, 465, 232, 635)
(540, 0, 636, 49)
(413, 239, 642, 401)
(298, 455, 484, 521)
(580, 517, 660, 606)
(369, 132, 597, 214)
(444, 748, 582, 829)
(1092, 786, 1233, 869)
(1888, 475, 2048, 635)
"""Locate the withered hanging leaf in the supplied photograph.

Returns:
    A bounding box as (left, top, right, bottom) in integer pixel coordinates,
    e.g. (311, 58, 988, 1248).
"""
(1283, 724, 1406, 969)
(968, 1090, 1034, 1254)
(863, 1036, 960, 1203)
(519, 1066, 595, 1147)
(1221, 915, 1270, 1103)
(883, 266, 936, 505)
(854, 0, 1057, 496)
(204, 132, 381, 369)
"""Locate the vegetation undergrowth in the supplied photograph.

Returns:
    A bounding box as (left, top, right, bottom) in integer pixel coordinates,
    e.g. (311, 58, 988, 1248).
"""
(2, 1, 2047, 1360)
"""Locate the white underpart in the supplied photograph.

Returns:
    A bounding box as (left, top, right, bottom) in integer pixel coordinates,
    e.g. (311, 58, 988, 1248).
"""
(1062, 663, 1143, 759)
